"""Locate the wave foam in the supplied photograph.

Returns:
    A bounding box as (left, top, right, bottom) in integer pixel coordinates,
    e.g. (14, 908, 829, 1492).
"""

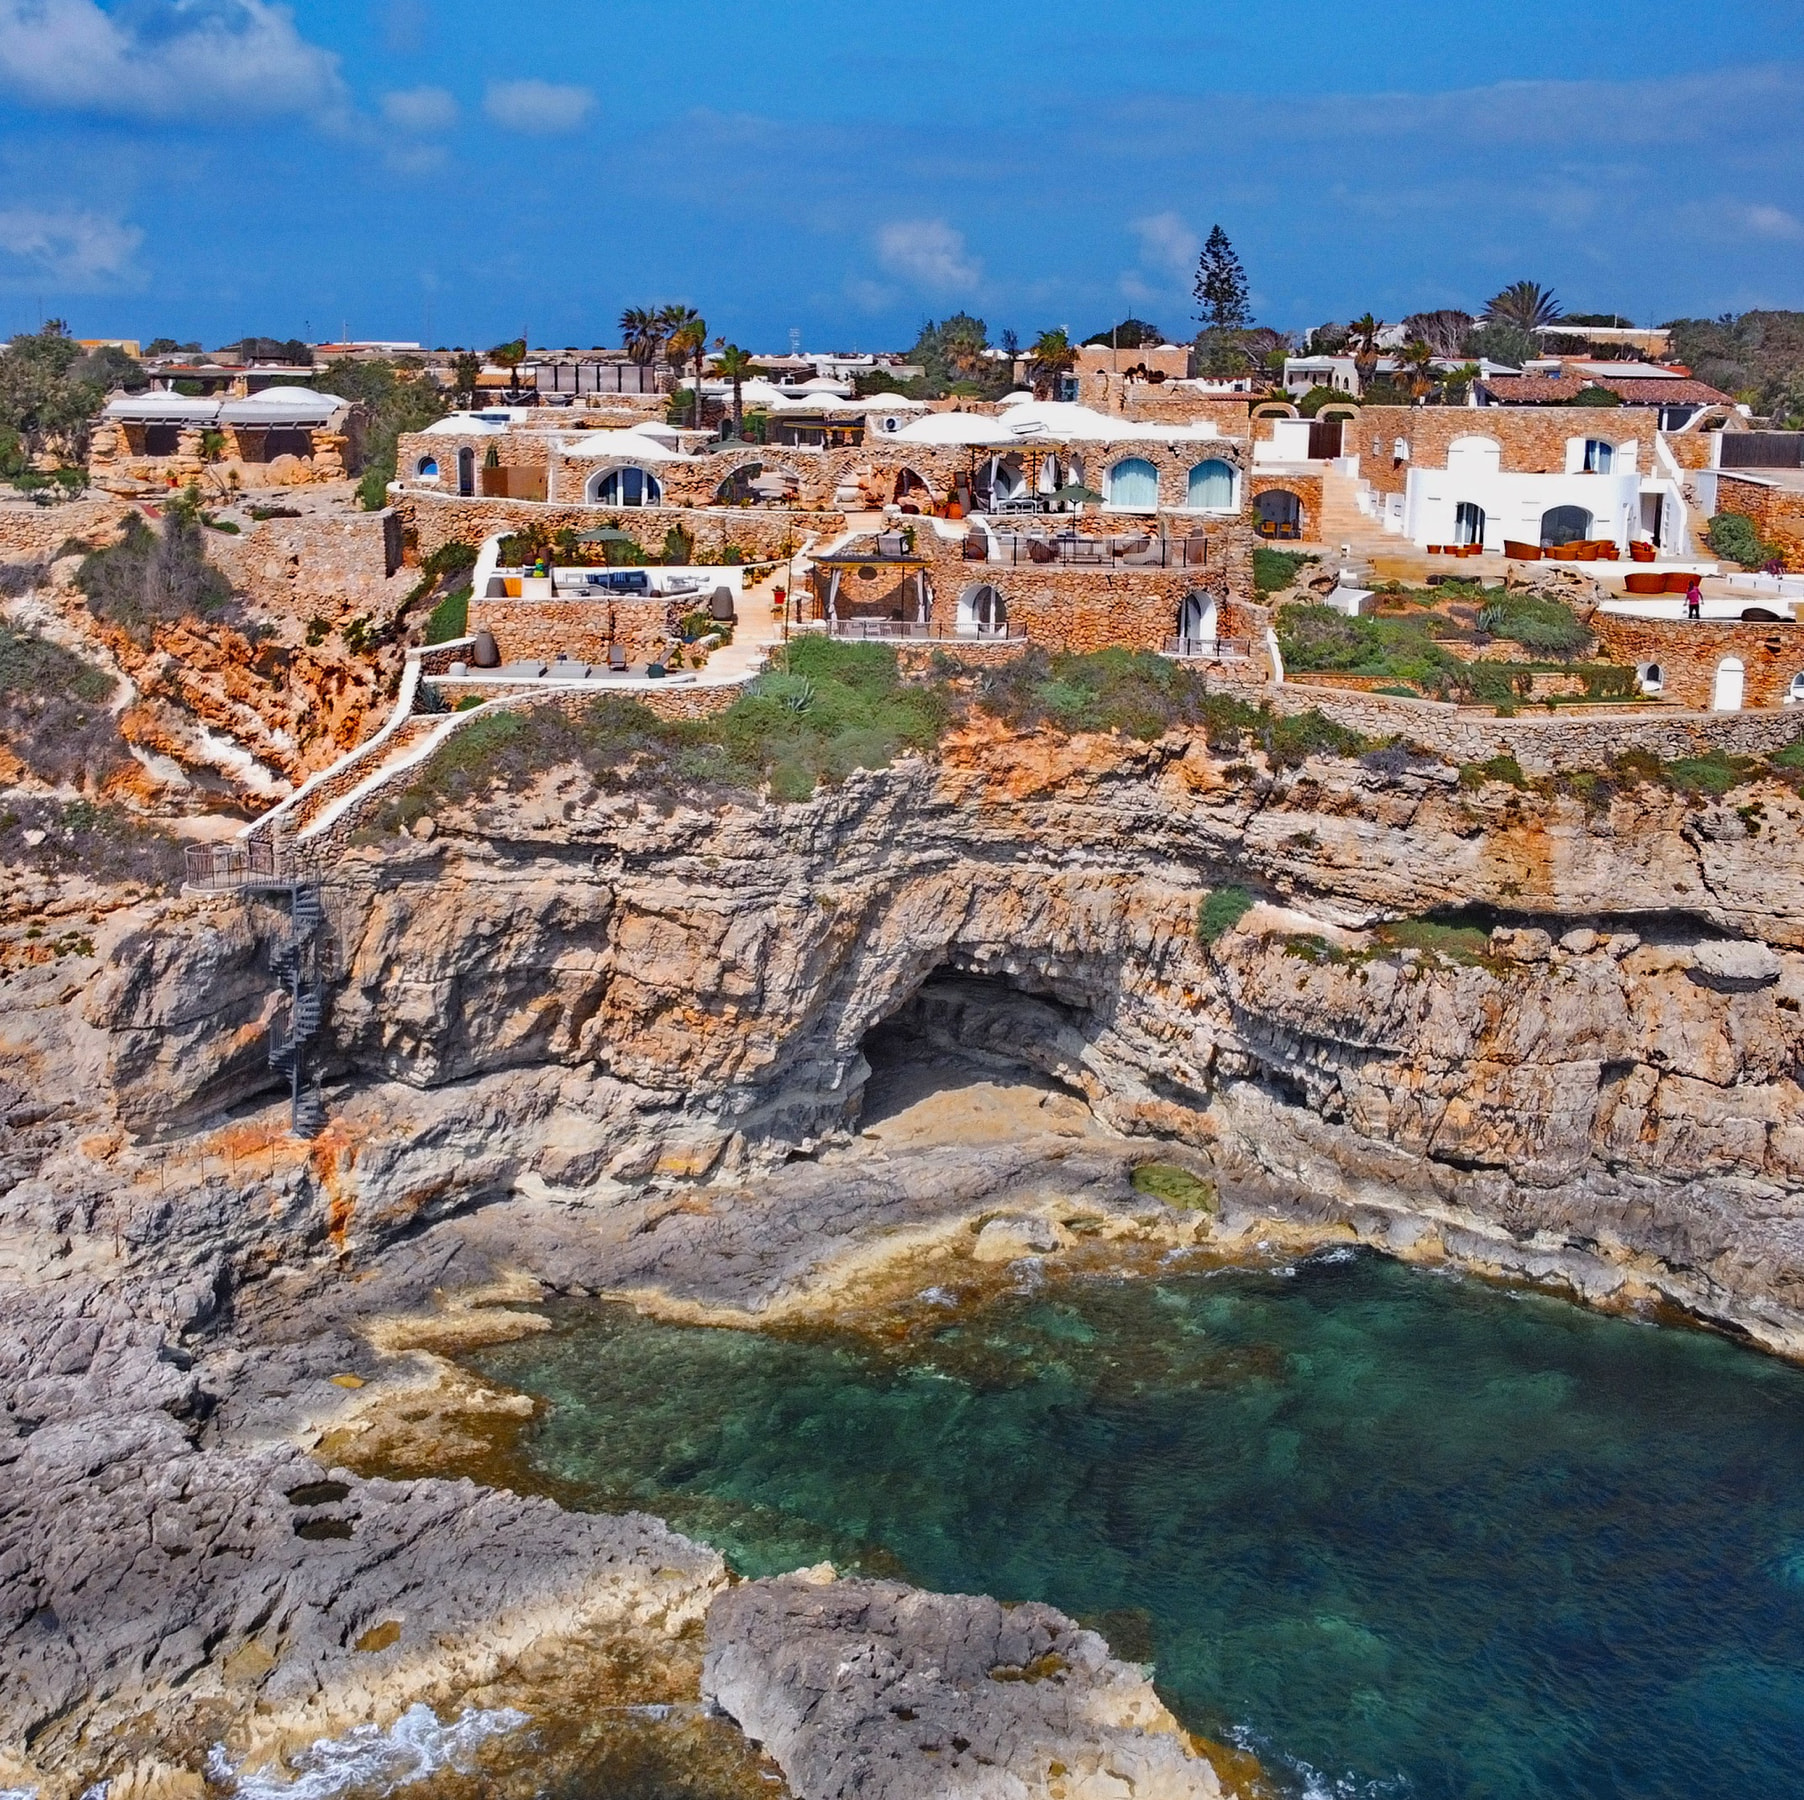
(207, 1704, 527, 1799)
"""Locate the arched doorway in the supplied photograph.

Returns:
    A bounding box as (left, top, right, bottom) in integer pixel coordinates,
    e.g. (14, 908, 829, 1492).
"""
(1178, 590, 1218, 652)
(1255, 488, 1302, 539)
(717, 462, 763, 505)
(894, 467, 934, 508)
(1454, 502, 1486, 547)
(1712, 657, 1745, 712)
(975, 455, 1026, 509)
(457, 446, 474, 497)
(1540, 505, 1592, 546)
(957, 582, 1007, 636)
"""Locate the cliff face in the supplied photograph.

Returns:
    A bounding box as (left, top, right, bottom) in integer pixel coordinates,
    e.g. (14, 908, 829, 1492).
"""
(31, 719, 1804, 1346)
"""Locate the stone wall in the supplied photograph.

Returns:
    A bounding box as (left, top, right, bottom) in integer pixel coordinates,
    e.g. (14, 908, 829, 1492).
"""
(1266, 680, 1804, 771)
(808, 525, 1254, 653)
(1716, 474, 1804, 573)
(1348, 405, 1658, 497)
(208, 508, 402, 620)
(466, 594, 681, 667)
(0, 495, 134, 561)
(88, 421, 350, 494)
(399, 488, 833, 564)
(1589, 610, 1804, 709)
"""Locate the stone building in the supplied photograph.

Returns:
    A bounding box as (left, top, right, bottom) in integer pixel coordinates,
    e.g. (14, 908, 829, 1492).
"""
(89, 387, 358, 494)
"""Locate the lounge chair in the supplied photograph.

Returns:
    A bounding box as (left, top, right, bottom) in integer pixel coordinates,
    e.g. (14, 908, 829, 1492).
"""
(499, 660, 548, 678)
(606, 643, 628, 673)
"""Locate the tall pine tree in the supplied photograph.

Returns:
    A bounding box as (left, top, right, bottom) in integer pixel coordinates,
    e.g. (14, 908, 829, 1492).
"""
(1193, 226, 1250, 330)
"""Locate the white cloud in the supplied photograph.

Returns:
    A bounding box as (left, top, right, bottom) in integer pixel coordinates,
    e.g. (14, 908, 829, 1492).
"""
(1745, 203, 1804, 242)
(0, 0, 346, 122)
(483, 79, 595, 135)
(382, 85, 457, 134)
(0, 207, 142, 286)
(876, 218, 981, 292)
(1129, 211, 1199, 277)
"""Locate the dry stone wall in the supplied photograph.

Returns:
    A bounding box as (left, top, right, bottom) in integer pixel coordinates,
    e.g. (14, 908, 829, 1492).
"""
(1589, 611, 1804, 710)
(1350, 405, 1658, 496)
(1717, 474, 1804, 574)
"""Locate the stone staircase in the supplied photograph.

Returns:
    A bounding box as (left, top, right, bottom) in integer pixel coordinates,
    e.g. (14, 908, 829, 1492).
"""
(1312, 469, 1425, 585)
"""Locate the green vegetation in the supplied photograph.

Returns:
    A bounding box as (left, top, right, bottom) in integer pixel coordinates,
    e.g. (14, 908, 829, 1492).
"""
(314, 356, 448, 509)
(1705, 511, 1777, 570)
(1374, 917, 1494, 966)
(1663, 751, 1753, 797)
(0, 797, 185, 888)
(1254, 546, 1318, 599)
(1460, 754, 1530, 790)
(382, 642, 1385, 819)
(1130, 1162, 1217, 1212)
(73, 499, 236, 645)
(0, 622, 124, 783)
(901, 313, 1016, 401)
(423, 587, 470, 644)
(967, 646, 1368, 763)
(0, 319, 144, 476)
(1665, 311, 1804, 421)
(1278, 598, 1615, 707)
(1195, 885, 1255, 943)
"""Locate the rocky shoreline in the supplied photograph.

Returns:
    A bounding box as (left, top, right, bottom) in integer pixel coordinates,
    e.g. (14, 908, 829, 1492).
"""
(9, 721, 1804, 1793)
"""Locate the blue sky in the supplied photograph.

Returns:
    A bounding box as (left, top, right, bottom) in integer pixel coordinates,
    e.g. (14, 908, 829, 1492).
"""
(0, 0, 1799, 352)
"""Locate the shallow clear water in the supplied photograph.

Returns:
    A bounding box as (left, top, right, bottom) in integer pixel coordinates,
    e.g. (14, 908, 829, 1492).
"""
(473, 1252, 1804, 1800)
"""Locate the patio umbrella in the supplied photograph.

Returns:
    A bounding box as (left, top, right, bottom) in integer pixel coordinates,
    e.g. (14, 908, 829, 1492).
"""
(1052, 482, 1104, 504)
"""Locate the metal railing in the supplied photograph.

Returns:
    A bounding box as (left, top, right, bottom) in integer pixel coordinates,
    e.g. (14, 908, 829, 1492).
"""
(1163, 636, 1252, 660)
(970, 533, 1216, 569)
(185, 839, 285, 890)
(824, 619, 1028, 642)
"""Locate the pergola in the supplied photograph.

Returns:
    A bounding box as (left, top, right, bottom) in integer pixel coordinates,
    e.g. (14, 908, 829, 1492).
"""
(809, 545, 932, 623)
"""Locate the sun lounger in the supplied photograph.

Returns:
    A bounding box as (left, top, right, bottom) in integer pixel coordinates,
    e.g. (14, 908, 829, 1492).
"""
(607, 643, 628, 673)
(499, 660, 548, 678)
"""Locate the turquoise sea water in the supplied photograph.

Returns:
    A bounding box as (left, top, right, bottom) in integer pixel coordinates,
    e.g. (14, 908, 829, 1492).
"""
(473, 1252, 1804, 1800)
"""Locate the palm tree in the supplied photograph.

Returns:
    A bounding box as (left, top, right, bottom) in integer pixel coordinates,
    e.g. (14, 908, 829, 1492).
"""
(1484, 281, 1562, 332)
(1348, 313, 1382, 387)
(1398, 339, 1436, 399)
(1027, 327, 1074, 399)
(714, 343, 759, 434)
(619, 307, 664, 366)
(659, 305, 707, 422)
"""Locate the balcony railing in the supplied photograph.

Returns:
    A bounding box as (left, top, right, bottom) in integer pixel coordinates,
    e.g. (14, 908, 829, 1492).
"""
(185, 838, 287, 890)
(969, 532, 1217, 569)
(823, 619, 1028, 642)
(1163, 636, 1253, 660)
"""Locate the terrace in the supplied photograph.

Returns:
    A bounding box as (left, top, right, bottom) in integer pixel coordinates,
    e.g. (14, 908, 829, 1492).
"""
(966, 527, 1220, 569)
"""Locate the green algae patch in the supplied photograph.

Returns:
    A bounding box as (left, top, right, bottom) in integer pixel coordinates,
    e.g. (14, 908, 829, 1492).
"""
(1130, 1162, 1218, 1212)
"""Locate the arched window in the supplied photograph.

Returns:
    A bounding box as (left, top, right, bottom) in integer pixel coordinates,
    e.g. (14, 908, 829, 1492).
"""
(1583, 439, 1613, 473)
(956, 582, 1007, 636)
(1540, 505, 1592, 546)
(1787, 672, 1804, 706)
(1712, 657, 1745, 713)
(1638, 662, 1665, 696)
(1178, 591, 1218, 652)
(415, 455, 440, 479)
(1446, 435, 1501, 473)
(457, 446, 474, 496)
(1186, 459, 1236, 511)
(1454, 502, 1486, 547)
(591, 465, 663, 506)
(1107, 457, 1159, 510)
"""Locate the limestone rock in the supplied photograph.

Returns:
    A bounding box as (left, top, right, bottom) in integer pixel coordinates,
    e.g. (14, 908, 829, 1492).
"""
(972, 1214, 1064, 1262)
(703, 1574, 1221, 1800)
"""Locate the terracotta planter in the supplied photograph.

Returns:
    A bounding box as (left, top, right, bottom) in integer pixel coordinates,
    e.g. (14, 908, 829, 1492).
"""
(1463, 543, 1483, 557)
(1503, 540, 1541, 560)
(1624, 572, 1666, 595)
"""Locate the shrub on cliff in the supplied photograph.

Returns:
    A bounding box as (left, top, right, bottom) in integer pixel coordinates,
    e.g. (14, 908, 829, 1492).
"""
(1705, 511, 1774, 570)
(0, 795, 185, 887)
(74, 507, 236, 645)
(0, 622, 127, 785)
